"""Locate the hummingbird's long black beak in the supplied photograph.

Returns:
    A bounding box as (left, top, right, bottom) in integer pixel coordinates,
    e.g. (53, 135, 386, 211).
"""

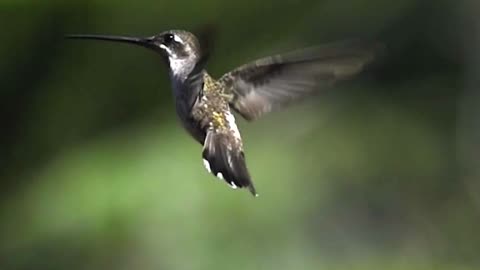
(65, 34, 157, 50)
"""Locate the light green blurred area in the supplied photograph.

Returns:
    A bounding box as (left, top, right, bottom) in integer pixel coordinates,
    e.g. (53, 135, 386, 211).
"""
(1, 0, 479, 269)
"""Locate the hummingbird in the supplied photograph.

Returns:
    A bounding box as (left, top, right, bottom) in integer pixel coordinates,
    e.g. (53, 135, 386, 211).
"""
(66, 29, 380, 196)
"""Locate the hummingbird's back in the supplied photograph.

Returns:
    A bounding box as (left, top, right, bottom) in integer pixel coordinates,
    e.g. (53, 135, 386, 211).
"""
(190, 73, 257, 195)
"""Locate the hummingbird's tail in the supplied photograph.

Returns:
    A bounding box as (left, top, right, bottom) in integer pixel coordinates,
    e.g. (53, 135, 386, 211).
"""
(202, 131, 257, 196)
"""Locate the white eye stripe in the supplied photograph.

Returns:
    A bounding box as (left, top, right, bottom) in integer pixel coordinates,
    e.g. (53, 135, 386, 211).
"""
(173, 35, 184, 44)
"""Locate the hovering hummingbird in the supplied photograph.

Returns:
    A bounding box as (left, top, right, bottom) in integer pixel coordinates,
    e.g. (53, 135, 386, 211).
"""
(66, 29, 380, 196)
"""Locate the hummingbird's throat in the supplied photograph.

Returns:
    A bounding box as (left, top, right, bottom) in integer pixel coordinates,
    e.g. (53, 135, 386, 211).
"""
(168, 57, 195, 79)
(161, 44, 197, 79)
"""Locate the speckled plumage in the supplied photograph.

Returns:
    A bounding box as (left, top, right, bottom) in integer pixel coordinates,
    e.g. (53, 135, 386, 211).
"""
(193, 74, 241, 145)
(189, 73, 254, 194)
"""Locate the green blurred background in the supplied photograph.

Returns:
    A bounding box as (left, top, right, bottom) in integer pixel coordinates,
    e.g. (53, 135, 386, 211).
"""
(1, 0, 478, 269)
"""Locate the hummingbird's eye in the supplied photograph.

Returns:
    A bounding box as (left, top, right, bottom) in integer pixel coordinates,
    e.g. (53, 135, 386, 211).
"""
(163, 33, 174, 44)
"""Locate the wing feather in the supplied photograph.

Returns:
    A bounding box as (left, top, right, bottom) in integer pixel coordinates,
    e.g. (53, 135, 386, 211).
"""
(219, 41, 383, 120)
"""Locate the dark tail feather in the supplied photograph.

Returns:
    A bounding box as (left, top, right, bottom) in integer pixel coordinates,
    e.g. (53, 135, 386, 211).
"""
(202, 131, 257, 196)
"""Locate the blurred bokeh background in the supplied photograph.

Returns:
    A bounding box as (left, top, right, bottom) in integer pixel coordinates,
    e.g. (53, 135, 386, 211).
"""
(1, 0, 479, 269)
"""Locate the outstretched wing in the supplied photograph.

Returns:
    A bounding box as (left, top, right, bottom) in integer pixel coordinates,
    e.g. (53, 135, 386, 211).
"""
(219, 41, 383, 121)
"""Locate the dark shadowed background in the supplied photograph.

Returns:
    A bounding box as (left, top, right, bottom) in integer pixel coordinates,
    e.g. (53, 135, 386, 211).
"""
(1, 0, 479, 269)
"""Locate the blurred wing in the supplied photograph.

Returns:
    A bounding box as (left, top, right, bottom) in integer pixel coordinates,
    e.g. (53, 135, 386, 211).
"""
(219, 41, 383, 120)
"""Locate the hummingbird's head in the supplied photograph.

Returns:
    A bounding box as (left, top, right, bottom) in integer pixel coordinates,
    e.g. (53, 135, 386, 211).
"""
(154, 30, 201, 78)
(66, 30, 201, 79)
